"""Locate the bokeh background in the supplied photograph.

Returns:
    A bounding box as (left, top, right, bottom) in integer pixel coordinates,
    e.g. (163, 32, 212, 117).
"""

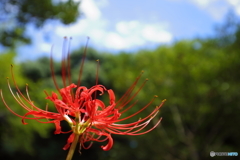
(0, 0, 240, 160)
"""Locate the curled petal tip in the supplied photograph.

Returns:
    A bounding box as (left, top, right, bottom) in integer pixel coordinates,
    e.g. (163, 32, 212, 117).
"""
(63, 144, 70, 150)
(101, 134, 113, 151)
(21, 119, 28, 125)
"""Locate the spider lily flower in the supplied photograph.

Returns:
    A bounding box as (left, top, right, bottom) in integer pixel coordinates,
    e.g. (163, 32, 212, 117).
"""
(0, 37, 165, 156)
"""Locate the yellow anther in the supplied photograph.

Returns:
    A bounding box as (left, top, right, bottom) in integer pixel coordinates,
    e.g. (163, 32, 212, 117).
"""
(145, 78, 149, 81)
(26, 83, 28, 86)
(154, 95, 158, 98)
(96, 59, 99, 62)
(162, 99, 167, 102)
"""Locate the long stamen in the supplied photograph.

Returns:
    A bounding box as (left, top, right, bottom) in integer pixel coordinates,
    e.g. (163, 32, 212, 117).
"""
(117, 78, 148, 110)
(68, 55, 74, 101)
(94, 59, 100, 100)
(61, 36, 68, 89)
(78, 37, 90, 87)
(67, 37, 72, 86)
(50, 46, 61, 93)
(116, 71, 144, 108)
(0, 89, 50, 122)
(25, 83, 34, 105)
(115, 95, 158, 122)
(1, 37, 165, 153)
(95, 59, 100, 86)
(62, 37, 74, 102)
(10, 66, 44, 111)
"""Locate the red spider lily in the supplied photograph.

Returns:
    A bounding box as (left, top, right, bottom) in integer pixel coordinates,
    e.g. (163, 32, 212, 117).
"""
(0, 37, 165, 155)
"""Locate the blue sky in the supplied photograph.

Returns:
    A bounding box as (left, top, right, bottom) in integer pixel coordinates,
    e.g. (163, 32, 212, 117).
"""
(17, 0, 240, 61)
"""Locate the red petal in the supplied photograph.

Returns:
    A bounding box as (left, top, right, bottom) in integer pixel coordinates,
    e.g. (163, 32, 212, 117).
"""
(101, 133, 113, 151)
(54, 120, 62, 134)
(63, 133, 75, 150)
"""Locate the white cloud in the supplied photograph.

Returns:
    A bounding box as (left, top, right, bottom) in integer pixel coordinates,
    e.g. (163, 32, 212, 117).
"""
(54, 0, 172, 51)
(228, 0, 239, 5)
(105, 21, 172, 50)
(227, 0, 240, 15)
(18, 0, 172, 61)
(55, 0, 107, 38)
(188, 0, 226, 20)
(116, 21, 140, 35)
(80, 0, 102, 20)
(16, 24, 53, 61)
(186, 0, 240, 20)
(94, 0, 109, 8)
(189, 0, 217, 7)
(104, 32, 128, 49)
(142, 25, 172, 42)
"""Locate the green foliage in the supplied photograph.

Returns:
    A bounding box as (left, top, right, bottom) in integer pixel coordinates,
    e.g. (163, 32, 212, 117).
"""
(0, 0, 80, 47)
(93, 23, 240, 160)
(21, 57, 51, 82)
(0, 52, 52, 156)
(15, 0, 80, 26)
(1, 16, 240, 160)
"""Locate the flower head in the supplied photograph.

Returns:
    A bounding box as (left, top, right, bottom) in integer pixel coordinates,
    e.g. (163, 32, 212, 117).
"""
(1, 37, 165, 154)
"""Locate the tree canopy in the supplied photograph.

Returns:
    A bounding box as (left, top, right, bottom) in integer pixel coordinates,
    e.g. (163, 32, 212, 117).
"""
(0, 11, 239, 160)
(0, 0, 80, 47)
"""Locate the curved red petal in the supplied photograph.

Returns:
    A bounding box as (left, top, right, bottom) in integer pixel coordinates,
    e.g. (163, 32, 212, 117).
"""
(63, 133, 75, 150)
(101, 133, 113, 151)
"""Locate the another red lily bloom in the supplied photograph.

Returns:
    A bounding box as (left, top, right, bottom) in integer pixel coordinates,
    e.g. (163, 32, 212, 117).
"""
(0, 37, 165, 154)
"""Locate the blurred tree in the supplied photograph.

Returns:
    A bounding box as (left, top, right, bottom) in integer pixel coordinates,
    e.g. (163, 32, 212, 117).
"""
(0, 52, 52, 159)
(0, 0, 80, 47)
(21, 57, 51, 82)
(1, 13, 240, 160)
(101, 14, 240, 160)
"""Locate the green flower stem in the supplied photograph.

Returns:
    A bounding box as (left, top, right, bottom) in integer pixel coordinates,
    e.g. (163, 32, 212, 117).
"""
(66, 134, 80, 160)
